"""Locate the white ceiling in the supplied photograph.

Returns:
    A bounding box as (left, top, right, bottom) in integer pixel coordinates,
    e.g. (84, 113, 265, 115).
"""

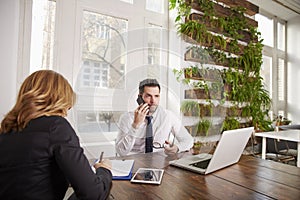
(248, 0, 300, 20)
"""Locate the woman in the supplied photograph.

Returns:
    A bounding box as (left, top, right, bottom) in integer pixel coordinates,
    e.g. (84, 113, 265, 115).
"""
(0, 70, 112, 200)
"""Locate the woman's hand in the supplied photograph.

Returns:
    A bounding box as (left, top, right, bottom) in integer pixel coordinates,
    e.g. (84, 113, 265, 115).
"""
(94, 159, 112, 171)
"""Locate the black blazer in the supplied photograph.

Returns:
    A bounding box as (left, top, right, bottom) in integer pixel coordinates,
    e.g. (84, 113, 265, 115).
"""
(0, 116, 112, 200)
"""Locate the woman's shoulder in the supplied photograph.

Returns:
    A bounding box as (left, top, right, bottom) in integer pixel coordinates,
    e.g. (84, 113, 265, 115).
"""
(32, 115, 68, 124)
(29, 116, 72, 130)
(37, 116, 77, 139)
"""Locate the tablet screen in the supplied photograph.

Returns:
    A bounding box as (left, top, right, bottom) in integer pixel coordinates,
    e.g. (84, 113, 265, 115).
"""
(130, 168, 164, 184)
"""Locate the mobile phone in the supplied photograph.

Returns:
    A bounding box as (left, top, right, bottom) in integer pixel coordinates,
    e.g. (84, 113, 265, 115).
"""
(136, 95, 145, 105)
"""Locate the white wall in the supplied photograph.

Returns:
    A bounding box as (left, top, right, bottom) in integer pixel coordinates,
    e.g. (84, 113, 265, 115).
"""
(0, 0, 19, 120)
(287, 15, 300, 123)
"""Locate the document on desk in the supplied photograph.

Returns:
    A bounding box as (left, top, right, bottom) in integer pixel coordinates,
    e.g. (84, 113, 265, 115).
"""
(111, 159, 135, 180)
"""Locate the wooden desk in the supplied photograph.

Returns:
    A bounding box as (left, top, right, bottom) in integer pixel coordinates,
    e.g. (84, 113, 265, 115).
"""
(255, 130, 300, 167)
(110, 152, 300, 199)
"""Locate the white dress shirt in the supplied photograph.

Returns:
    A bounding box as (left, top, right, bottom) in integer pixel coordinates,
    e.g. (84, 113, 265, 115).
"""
(115, 106, 194, 156)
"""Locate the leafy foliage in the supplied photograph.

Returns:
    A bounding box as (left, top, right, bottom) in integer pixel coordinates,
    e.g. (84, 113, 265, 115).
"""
(170, 0, 272, 131)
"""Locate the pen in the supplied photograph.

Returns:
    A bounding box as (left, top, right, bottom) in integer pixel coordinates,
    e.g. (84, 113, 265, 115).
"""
(99, 151, 104, 162)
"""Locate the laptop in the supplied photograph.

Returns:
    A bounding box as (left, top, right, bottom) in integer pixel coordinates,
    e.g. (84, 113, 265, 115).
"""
(169, 127, 254, 175)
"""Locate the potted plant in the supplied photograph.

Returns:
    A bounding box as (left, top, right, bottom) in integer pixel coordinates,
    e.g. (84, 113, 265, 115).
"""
(199, 103, 212, 117)
(221, 117, 240, 132)
(191, 140, 202, 155)
(180, 100, 200, 116)
(196, 119, 211, 136)
(273, 115, 292, 126)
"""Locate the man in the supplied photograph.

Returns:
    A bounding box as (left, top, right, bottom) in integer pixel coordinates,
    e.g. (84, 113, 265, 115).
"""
(115, 78, 193, 156)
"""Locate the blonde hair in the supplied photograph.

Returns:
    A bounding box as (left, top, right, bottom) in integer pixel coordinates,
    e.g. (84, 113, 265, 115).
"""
(0, 70, 76, 133)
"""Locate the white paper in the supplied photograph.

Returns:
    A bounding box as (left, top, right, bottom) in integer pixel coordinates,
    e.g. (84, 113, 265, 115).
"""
(111, 159, 134, 177)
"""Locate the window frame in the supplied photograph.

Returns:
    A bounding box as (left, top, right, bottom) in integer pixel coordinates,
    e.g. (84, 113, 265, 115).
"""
(258, 10, 287, 119)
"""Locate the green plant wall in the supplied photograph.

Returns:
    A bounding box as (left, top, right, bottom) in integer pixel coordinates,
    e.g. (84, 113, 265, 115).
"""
(170, 0, 272, 132)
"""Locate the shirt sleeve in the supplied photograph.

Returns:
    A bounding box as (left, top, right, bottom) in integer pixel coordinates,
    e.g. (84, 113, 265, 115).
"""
(115, 113, 145, 156)
(49, 117, 112, 200)
(168, 111, 194, 152)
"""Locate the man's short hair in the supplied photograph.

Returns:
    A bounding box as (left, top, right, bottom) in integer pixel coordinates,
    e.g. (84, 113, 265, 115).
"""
(139, 79, 160, 94)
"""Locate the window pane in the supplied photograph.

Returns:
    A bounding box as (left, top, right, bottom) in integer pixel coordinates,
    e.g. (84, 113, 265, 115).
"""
(77, 111, 122, 133)
(30, 0, 56, 72)
(256, 14, 273, 47)
(147, 24, 163, 78)
(146, 0, 164, 14)
(278, 58, 285, 101)
(261, 55, 272, 95)
(277, 22, 285, 51)
(147, 24, 162, 65)
(80, 11, 128, 89)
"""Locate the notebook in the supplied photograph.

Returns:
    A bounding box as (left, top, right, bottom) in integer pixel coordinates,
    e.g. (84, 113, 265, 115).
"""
(111, 159, 135, 180)
(169, 127, 254, 175)
(91, 158, 135, 180)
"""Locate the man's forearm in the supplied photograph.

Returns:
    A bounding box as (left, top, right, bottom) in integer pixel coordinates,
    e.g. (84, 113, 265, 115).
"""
(115, 131, 136, 156)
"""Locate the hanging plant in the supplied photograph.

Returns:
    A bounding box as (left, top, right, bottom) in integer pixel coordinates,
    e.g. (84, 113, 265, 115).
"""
(196, 119, 212, 136)
(180, 100, 201, 116)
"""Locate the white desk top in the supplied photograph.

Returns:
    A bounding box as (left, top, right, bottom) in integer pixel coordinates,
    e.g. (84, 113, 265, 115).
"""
(255, 129, 300, 142)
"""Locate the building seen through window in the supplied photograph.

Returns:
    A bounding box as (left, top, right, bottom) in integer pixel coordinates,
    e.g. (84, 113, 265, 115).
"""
(80, 11, 127, 89)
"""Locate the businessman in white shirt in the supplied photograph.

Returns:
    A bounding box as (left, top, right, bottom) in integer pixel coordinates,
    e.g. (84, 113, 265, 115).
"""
(115, 79, 193, 156)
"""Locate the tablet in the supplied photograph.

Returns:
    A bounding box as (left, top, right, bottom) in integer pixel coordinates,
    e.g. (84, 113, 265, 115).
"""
(130, 168, 164, 184)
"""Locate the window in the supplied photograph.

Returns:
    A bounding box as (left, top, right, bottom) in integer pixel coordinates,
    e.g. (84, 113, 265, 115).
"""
(277, 21, 286, 51)
(256, 13, 287, 119)
(20, 0, 169, 158)
(80, 11, 127, 89)
(261, 55, 272, 94)
(256, 14, 273, 47)
(146, 23, 163, 78)
(278, 58, 285, 101)
(30, 0, 56, 72)
(147, 24, 162, 65)
(73, 1, 168, 142)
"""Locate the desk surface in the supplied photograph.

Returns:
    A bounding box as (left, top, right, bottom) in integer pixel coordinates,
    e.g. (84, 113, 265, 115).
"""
(255, 129, 300, 142)
(110, 152, 300, 200)
(255, 129, 300, 167)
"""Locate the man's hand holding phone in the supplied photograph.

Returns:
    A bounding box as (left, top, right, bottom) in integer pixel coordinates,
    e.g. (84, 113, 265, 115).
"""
(136, 95, 145, 105)
(132, 96, 149, 129)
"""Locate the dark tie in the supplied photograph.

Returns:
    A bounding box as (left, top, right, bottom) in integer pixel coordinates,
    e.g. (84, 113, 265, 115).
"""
(145, 116, 153, 153)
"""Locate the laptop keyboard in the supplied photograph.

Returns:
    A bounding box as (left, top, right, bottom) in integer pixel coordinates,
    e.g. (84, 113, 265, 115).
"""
(189, 159, 211, 169)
